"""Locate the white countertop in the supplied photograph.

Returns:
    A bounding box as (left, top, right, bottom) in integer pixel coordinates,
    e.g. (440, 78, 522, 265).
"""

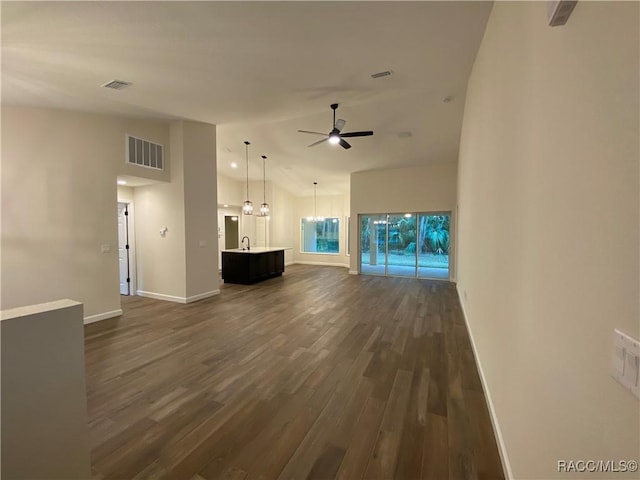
(222, 246, 292, 254)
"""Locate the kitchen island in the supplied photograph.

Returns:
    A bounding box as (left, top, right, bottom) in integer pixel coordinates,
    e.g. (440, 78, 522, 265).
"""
(221, 247, 291, 285)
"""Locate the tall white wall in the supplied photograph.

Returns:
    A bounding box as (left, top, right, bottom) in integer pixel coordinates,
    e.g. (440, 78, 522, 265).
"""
(270, 183, 296, 265)
(135, 124, 188, 300)
(349, 163, 458, 273)
(457, 2, 639, 478)
(1, 106, 169, 319)
(135, 120, 218, 302)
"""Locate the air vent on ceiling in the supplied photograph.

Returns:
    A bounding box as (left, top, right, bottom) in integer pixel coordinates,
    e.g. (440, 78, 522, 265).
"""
(103, 79, 133, 90)
(126, 135, 164, 171)
(397, 131, 413, 139)
(371, 70, 392, 79)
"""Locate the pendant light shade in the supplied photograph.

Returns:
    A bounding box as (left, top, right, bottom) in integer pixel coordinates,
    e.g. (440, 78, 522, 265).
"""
(242, 141, 253, 215)
(259, 155, 270, 217)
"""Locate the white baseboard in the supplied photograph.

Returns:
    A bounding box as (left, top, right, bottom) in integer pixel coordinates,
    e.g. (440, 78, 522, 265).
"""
(293, 261, 349, 268)
(285, 261, 295, 267)
(137, 290, 185, 303)
(185, 290, 220, 303)
(456, 284, 513, 480)
(348, 270, 358, 275)
(137, 289, 219, 304)
(84, 309, 122, 324)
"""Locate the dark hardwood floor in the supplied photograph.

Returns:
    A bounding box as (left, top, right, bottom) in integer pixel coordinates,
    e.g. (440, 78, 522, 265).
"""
(85, 265, 504, 480)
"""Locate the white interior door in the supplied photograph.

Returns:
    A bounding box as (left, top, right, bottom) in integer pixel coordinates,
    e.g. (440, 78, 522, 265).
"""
(117, 203, 130, 295)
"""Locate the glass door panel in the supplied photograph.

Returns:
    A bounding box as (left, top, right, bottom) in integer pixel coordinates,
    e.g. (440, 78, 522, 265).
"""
(417, 214, 450, 279)
(360, 214, 386, 275)
(386, 214, 416, 277)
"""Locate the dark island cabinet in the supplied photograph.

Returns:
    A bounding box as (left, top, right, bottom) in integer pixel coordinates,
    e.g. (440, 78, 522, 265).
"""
(222, 249, 285, 284)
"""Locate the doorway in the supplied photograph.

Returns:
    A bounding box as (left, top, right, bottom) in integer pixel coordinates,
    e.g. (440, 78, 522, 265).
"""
(359, 212, 450, 280)
(117, 203, 130, 295)
(224, 215, 240, 249)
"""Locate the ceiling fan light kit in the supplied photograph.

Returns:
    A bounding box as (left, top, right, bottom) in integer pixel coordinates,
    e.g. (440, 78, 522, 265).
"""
(298, 103, 374, 150)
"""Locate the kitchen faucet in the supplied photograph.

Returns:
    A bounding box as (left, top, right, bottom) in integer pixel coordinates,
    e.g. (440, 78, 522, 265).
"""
(241, 236, 250, 251)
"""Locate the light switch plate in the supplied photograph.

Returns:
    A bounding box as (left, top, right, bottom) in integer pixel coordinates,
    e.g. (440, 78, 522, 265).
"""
(611, 329, 640, 399)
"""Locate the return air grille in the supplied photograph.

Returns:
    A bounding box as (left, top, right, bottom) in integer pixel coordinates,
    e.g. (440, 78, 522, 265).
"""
(126, 135, 164, 171)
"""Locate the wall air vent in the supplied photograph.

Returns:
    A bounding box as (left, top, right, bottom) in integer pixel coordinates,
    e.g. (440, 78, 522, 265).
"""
(125, 135, 164, 171)
(102, 79, 133, 90)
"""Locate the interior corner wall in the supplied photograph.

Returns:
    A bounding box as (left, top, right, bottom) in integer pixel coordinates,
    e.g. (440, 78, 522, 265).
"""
(294, 193, 350, 268)
(349, 163, 458, 274)
(1, 106, 169, 319)
(456, 2, 639, 478)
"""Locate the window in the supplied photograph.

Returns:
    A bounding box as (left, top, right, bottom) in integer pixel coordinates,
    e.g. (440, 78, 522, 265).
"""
(301, 218, 339, 254)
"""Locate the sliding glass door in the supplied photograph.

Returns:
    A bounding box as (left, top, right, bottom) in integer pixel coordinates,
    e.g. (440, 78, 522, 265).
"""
(360, 214, 387, 275)
(359, 212, 450, 280)
(386, 214, 416, 277)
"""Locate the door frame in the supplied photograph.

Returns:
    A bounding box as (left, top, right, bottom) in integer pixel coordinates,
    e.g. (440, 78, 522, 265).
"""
(117, 201, 137, 295)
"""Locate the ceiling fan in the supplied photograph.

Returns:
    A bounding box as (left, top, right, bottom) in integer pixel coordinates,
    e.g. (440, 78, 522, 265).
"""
(298, 103, 373, 150)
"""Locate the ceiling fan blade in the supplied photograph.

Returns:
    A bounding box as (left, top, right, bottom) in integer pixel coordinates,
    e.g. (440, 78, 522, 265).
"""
(340, 131, 374, 138)
(339, 138, 352, 149)
(308, 137, 329, 147)
(335, 119, 346, 132)
(298, 129, 327, 136)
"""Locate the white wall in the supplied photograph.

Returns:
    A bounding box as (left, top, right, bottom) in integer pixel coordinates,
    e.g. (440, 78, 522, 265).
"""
(294, 193, 350, 268)
(349, 163, 458, 273)
(135, 120, 219, 302)
(270, 183, 296, 265)
(1, 300, 91, 479)
(217, 173, 244, 207)
(1, 106, 170, 319)
(183, 121, 219, 299)
(457, 2, 639, 478)
(135, 123, 188, 300)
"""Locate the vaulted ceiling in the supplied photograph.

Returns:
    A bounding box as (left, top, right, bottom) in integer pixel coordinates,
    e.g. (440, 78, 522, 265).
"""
(2, 1, 492, 196)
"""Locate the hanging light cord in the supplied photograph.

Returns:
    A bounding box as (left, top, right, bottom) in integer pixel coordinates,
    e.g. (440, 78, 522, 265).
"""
(314, 182, 318, 219)
(262, 156, 267, 203)
(244, 141, 250, 198)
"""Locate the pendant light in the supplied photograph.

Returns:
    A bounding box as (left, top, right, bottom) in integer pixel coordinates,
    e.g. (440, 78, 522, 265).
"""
(259, 155, 270, 217)
(242, 141, 253, 215)
(306, 182, 325, 222)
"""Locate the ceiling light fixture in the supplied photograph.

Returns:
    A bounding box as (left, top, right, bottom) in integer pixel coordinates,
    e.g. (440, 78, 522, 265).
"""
(328, 133, 340, 145)
(117, 180, 127, 185)
(231, 162, 238, 169)
(242, 141, 253, 215)
(259, 155, 270, 217)
(306, 182, 325, 222)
